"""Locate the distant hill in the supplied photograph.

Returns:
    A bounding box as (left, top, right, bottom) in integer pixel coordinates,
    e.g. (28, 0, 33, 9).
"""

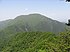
(0, 13, 66, 39)
(0, 13, 66, 32)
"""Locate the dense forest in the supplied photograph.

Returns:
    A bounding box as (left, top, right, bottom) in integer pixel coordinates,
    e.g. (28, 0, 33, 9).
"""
(0, 31, 70, 52)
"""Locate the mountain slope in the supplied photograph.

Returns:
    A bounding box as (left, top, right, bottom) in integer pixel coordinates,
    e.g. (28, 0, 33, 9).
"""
(1, 31, 70, 52)
(0, 14, 66, 32)
(0, 13, 67, 51)
(0, 19, 13, 30)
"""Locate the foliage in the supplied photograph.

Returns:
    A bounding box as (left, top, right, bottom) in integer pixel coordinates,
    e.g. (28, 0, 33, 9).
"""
(0, 31, 70, 52)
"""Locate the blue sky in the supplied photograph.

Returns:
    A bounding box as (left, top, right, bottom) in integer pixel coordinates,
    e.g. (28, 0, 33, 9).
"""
(0, 0, 70, 22)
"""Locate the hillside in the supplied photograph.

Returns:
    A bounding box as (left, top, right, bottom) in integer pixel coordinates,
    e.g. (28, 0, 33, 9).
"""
(1, 31, 70, 52)
(1, 32, 55, 52)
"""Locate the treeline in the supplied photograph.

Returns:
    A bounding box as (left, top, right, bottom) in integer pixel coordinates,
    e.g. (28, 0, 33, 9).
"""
(0, 31, 70, 52)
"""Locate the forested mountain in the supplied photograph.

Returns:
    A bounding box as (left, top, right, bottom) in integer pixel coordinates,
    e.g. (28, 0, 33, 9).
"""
(0, 13, 68, 52)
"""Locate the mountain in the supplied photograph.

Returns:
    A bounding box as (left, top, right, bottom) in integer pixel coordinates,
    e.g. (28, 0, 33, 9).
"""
(0, 14, 66, 51)
(0, 14, 66, 32)
(0, 13, 66, 40)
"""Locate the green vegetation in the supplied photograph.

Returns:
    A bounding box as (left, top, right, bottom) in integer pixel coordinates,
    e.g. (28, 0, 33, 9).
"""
(0, 31, 70, 52)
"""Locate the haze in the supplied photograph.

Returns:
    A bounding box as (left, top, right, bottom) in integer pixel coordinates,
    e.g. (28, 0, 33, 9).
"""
(0, 0, 70, 22)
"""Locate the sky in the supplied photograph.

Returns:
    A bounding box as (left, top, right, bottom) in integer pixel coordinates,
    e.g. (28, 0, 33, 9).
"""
(0, 0, 70, 22)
